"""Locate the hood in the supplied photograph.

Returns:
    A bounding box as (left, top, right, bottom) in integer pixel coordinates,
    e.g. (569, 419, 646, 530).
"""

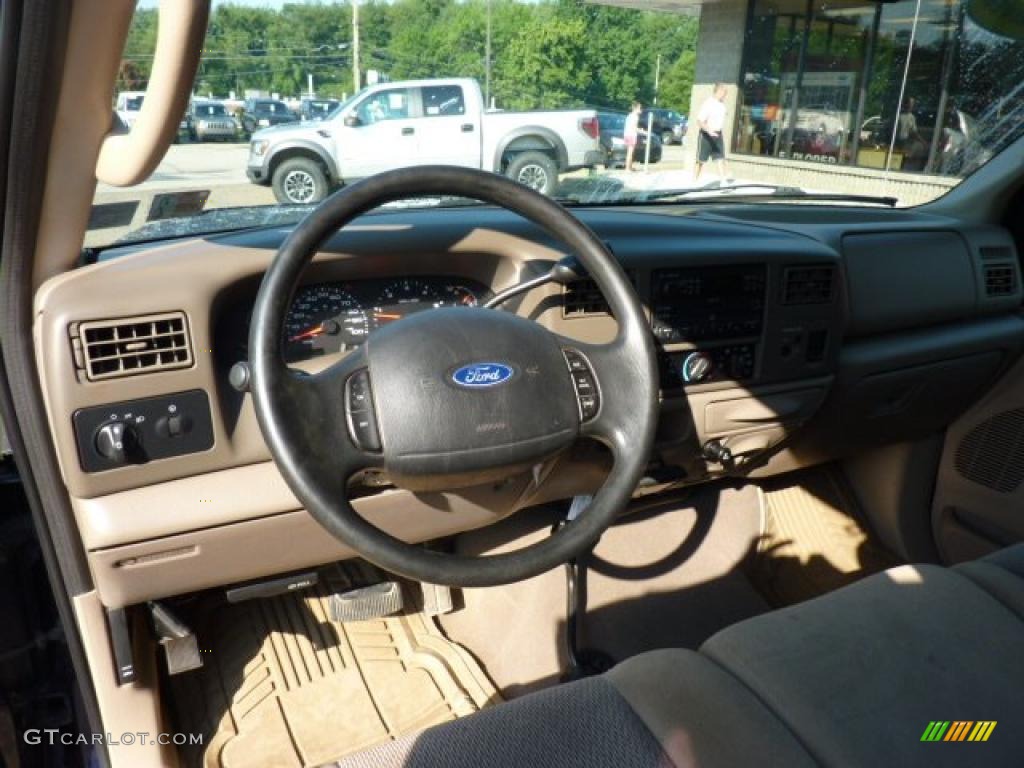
(251, 122, 318, 141)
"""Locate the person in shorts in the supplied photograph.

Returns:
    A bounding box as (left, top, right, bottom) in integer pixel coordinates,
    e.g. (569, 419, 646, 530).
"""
(695, 83, 730, 182)
(624, 101, 643, 172)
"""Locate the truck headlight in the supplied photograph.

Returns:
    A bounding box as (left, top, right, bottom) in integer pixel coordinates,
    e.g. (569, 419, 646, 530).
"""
(251, 140, 269, 157)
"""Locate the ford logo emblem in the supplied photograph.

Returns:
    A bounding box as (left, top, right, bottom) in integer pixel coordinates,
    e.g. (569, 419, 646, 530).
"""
(451, 363, 515, 388)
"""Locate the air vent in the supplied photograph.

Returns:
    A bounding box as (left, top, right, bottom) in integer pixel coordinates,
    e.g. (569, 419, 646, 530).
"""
(562, 270, 635, 317)
(983, 263, 1017, 297)
(955, 408, 1024, 493)
(75, 312, 193, 381)
(980, 245, 1013, 261)
(563, 278, 608, 316)
(782, 266, 835, 305)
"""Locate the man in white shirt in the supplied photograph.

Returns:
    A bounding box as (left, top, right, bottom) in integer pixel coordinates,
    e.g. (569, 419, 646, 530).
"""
(695, 83, 730, 182)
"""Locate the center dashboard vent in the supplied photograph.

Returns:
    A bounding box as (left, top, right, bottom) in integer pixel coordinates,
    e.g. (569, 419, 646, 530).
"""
(782, 265, 835, 305)
(563, 270, 635, 317)
(73, 312, 193, 381)
(983, 263, 1017, 297)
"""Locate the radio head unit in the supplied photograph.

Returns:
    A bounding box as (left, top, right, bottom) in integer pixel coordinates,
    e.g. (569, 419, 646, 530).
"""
(651, 265, 767, 344)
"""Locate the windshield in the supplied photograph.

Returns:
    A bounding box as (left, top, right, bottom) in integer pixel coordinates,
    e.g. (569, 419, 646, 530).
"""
(89, 0, 1024, 248)
(253, 101, 289, 114)
(194, 103, 226, 117)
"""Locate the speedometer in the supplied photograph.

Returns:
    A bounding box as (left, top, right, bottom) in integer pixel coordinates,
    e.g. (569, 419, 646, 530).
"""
(283, 284, 368, 361)
(372, 278, 440, 328)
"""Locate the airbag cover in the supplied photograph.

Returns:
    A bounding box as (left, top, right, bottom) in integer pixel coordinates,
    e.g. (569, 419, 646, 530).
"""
(367, 307, 578, 478)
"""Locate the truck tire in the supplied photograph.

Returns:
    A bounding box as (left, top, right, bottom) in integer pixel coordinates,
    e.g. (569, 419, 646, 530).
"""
(505, 151, 558, 196)
(272, 157, 329, 205)
(662, 130, 674, 146)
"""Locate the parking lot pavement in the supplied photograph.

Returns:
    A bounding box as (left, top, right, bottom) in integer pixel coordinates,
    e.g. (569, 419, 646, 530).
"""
(95, 140, 253, 196)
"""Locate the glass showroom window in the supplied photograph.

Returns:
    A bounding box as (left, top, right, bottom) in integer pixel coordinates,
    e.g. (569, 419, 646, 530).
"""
(735, 0, 1024, 177)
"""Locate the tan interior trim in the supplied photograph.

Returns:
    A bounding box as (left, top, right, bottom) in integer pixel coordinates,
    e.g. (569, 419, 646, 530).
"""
(72, 592, 178, 768)
(96, 0, 210, 186)
(86, 478, 527, 607)
(33, 0, 135, 287)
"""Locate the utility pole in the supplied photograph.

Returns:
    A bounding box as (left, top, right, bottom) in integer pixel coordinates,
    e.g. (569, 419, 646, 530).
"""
(352, 0, 361, 93)
(485, 0, 492, 108)
(654, 54, 661, 106)
(308, 73, 314, 98)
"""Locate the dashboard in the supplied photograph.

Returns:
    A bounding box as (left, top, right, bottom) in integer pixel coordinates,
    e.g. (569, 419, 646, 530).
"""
(31, 204, 1024, 607)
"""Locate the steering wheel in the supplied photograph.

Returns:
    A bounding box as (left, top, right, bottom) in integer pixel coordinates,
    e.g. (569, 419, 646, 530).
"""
(249, 166, 659, 587)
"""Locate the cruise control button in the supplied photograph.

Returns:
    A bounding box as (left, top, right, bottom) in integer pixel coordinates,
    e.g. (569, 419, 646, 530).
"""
(571, 370, 595, 393)
(348, 371, 372, 411)
(579, 395, 599, 420)
(350, 410, 381, 452)
(564, 351, 588, 372)
(345, 370, 381, 452)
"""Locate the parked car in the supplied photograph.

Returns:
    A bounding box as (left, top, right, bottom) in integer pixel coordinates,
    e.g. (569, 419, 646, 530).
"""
(117, 91, 189, 142)
(246, 77, 603, 202)
(598, 111, 663, 167)
(641, 107, 687, 145)
(114, 90, 145, 129)
(299, 98, 341, 121)
(240, 98, 299, 137)
(187, 99, 237, 142)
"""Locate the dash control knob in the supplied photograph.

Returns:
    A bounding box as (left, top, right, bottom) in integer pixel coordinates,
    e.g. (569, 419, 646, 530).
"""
(680, 351, 713, 383)
(94, 421, 138, 465)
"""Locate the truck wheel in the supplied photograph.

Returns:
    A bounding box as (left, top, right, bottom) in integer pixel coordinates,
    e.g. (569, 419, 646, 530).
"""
(506, 151, 558, 196)
(662, 130, 674, 145)
(272, 158, 329, 205)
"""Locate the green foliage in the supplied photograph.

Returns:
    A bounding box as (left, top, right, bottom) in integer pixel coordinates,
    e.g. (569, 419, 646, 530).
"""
(119, 0, 699, 114)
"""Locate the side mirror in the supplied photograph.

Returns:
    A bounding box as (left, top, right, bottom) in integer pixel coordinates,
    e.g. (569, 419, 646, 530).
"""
(344, 114, 361, 128)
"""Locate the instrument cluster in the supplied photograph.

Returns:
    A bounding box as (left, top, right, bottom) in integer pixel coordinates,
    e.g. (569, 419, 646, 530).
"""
(282, 276, 487, 361)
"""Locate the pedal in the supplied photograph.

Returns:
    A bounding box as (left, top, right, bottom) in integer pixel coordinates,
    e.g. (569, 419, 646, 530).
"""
(420, 583, 454, 617)
(330, 581, 404, 622)
(148, 601, 202, 676)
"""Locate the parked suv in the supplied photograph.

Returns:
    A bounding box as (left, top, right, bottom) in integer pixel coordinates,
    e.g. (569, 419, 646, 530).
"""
(187, 99, 237, 142)
(299, 98, 341, 121)
(240, 98, 298, 137)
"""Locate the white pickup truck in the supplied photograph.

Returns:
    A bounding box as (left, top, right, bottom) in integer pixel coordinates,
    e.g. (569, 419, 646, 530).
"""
(246, 77, 604, 202)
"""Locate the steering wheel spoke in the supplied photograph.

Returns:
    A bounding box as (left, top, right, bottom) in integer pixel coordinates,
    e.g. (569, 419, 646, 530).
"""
(278, 347, 383, 479)
(556, 333, 656, 459)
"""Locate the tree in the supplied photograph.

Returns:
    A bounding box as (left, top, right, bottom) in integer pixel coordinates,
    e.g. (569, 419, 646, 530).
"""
(659, 49, 697, 113)
(496, 9, 590, 109)
(115, 0, 700, 114)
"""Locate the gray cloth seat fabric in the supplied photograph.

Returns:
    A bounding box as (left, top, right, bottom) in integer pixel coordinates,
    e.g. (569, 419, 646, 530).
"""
(330, 544, 1024, 768)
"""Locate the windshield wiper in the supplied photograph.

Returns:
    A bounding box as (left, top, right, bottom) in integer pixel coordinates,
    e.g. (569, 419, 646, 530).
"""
(634, 183, 898, 207)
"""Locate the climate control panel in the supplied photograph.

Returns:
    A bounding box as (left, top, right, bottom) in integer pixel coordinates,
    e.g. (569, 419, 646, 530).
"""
(73, 389, 214, 472)
(661, 344, 757, 389)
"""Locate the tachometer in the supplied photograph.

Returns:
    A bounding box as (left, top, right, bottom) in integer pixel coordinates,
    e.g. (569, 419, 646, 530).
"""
(439, 283, 480, 307)
(284, 284, 368, 361)
(372, 278, 440, 328)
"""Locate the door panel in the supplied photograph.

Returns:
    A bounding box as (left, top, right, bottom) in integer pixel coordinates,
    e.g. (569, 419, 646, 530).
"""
(932, 354, 1024, 562)
(414, 85, 480, 169)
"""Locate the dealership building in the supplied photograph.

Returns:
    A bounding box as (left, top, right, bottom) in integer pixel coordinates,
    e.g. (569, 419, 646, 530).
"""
(591, 0, 1022, 204)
